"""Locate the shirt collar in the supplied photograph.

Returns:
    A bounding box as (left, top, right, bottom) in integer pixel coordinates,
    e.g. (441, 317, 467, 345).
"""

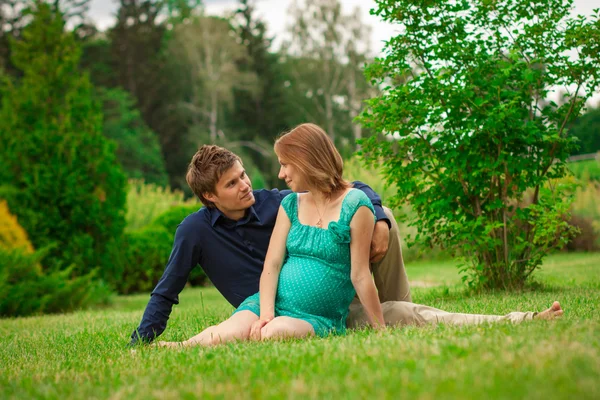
(209, 205, 261, 227)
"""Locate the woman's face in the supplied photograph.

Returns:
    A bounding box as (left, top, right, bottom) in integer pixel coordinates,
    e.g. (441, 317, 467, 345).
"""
(278, 158, 307, 192)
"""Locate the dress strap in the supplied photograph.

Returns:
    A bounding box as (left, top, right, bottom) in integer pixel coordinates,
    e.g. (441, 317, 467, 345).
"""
(338, 189, 375, 227)
(280, 192, 298, 223)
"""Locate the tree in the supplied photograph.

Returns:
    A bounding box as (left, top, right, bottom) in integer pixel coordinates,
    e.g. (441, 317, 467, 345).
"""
(283, 0, 374, 153)
(98, 87, 169, 186)
(107, 0, 194, 190)
(229, 0, 291, 188)
(359, 0, 600, 289)
(1, 0, 92, 74)
(169, 14, 257, 143)
(0, 1, 127, 281)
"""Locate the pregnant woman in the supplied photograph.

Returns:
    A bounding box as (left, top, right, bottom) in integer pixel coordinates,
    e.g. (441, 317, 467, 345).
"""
(158, 123, 384, 347)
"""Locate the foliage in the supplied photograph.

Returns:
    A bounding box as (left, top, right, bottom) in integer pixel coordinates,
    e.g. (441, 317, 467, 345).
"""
(149, 204, 207, 286)
(117, 226, 174, 295)
(105, 0, 193, 190)
(169, 14, 258, 144)
(125, 180, 198, 232)
(570, 179, 600, 249)
(282, 0, 376, 158)
(0, 2, 127, 282)
(569, 106, 600, 155)
(0, 246, 111, 317)
(0, 200, 34, 253)
(0, 201, 111, 318)
(229, 0, 291, 188)
(117, 202, 205, 294)
(150, 204, 202, 233)
(566, 214, 598, 252)
(359, 0, 600, 289)
(98, 87, 168, 186)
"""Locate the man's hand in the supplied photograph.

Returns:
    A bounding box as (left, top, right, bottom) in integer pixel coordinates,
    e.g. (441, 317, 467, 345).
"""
(370, 220, 390, 263)
(250, 317, 272, 341)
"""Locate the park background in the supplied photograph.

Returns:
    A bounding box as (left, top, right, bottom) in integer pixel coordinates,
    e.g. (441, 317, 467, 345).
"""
(1, 0, 599, 399)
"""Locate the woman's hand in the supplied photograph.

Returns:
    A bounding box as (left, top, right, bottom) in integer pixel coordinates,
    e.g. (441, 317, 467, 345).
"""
(250, 317, 273, 341)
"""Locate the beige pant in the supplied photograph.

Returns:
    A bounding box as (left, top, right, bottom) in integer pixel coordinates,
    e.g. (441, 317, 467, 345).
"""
(370, 207, 412, 303)
(347, 301, 537, 328)
(347, 208, 536, 327)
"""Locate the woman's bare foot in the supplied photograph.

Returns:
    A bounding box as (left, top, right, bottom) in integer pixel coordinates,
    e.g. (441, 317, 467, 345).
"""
(535, 301, 564, 320)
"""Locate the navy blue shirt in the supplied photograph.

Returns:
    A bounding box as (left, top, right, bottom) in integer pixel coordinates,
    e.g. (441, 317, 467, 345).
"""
(130, 182, 388, 344)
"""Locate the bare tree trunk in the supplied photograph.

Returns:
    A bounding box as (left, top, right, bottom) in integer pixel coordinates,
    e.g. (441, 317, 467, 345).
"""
(325, 95, 335, 142)
(210, 93, 217, 142)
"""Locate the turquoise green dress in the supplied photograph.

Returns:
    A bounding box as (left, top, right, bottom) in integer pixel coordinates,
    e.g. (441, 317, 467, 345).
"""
(235, 189, 375, 337)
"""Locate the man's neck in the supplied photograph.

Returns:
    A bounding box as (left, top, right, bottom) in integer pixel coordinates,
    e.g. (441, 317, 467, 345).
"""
(218, 207, 248, 221)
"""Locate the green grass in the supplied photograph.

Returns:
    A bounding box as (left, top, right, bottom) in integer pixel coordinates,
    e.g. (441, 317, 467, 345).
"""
(569, 159, 600, 181)
(2, 253, 600, 399)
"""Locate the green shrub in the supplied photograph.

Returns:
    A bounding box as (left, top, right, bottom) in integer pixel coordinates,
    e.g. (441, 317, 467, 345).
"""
(566, 215, 598, 252)
(117, 226, 173, 295)
(358, 0, 597, 289)
(0, 4, 126, 283)
(0, 200, 34, 253)
(150, 204, 202, 232)
(0, 247, 112, 318)
(345, 157, 449, 262)
(125, 180, 198, 232)
(150, 204, 206, 286)
(116, 204, 206, 294)
(570, 180, 600, 249)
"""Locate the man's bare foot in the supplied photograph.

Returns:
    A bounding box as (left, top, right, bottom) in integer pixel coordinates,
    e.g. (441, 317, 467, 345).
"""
(535, 301, 564, 320)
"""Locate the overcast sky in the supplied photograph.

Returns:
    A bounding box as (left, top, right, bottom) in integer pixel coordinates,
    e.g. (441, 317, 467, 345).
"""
(87, 0, 600, 54)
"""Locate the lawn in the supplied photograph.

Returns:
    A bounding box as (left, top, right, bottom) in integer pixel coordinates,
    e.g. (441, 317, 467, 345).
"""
(569, 159, 600, 181)
(1, 253, 599, 399)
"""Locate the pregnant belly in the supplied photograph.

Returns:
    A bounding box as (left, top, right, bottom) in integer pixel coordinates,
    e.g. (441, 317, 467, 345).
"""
(276, 256, 355, 317)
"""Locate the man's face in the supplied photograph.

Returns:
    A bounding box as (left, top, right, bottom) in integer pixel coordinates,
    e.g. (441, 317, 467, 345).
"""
(204, 161, 255, 219)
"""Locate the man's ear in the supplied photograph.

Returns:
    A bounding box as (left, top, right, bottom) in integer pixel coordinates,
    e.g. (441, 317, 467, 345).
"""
(203, 192, 217, 204)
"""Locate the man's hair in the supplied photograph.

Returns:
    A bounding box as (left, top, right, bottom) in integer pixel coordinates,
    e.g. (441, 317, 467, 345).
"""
(186, 145, 242, 208)
(274, 123, 349, 195)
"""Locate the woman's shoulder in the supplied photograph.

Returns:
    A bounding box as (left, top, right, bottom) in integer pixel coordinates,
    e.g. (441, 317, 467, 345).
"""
(343, 188, 371, 205)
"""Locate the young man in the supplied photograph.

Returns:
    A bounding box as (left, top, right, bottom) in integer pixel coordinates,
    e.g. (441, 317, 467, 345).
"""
(129, 145, 562, 345)
(129, 145, 411, 345)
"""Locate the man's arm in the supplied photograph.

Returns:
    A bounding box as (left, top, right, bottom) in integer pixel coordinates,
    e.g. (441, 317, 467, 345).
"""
(129, 222, 201, 346)
(351, 181, 390, 228)
(351, 181, 391, 263)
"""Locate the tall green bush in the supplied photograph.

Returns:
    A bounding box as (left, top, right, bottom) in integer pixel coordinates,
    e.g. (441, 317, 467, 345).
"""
(0, 2, 126, 281)
(359, 0, 600, 289)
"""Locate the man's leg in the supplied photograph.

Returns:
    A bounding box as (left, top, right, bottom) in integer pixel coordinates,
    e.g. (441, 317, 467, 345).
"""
(260, 316, 315, 340)
(347, 301, 563, 328)
(156, 310, 258, 347)
(371, 207, 412, 303)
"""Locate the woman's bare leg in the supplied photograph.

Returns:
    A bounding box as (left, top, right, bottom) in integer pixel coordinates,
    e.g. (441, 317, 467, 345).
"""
(259, 316, 315, 341)
(156, 310, 259, 348)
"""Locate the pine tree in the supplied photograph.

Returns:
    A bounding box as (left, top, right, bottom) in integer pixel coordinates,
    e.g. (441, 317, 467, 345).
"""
(0, 1, 127, 282)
